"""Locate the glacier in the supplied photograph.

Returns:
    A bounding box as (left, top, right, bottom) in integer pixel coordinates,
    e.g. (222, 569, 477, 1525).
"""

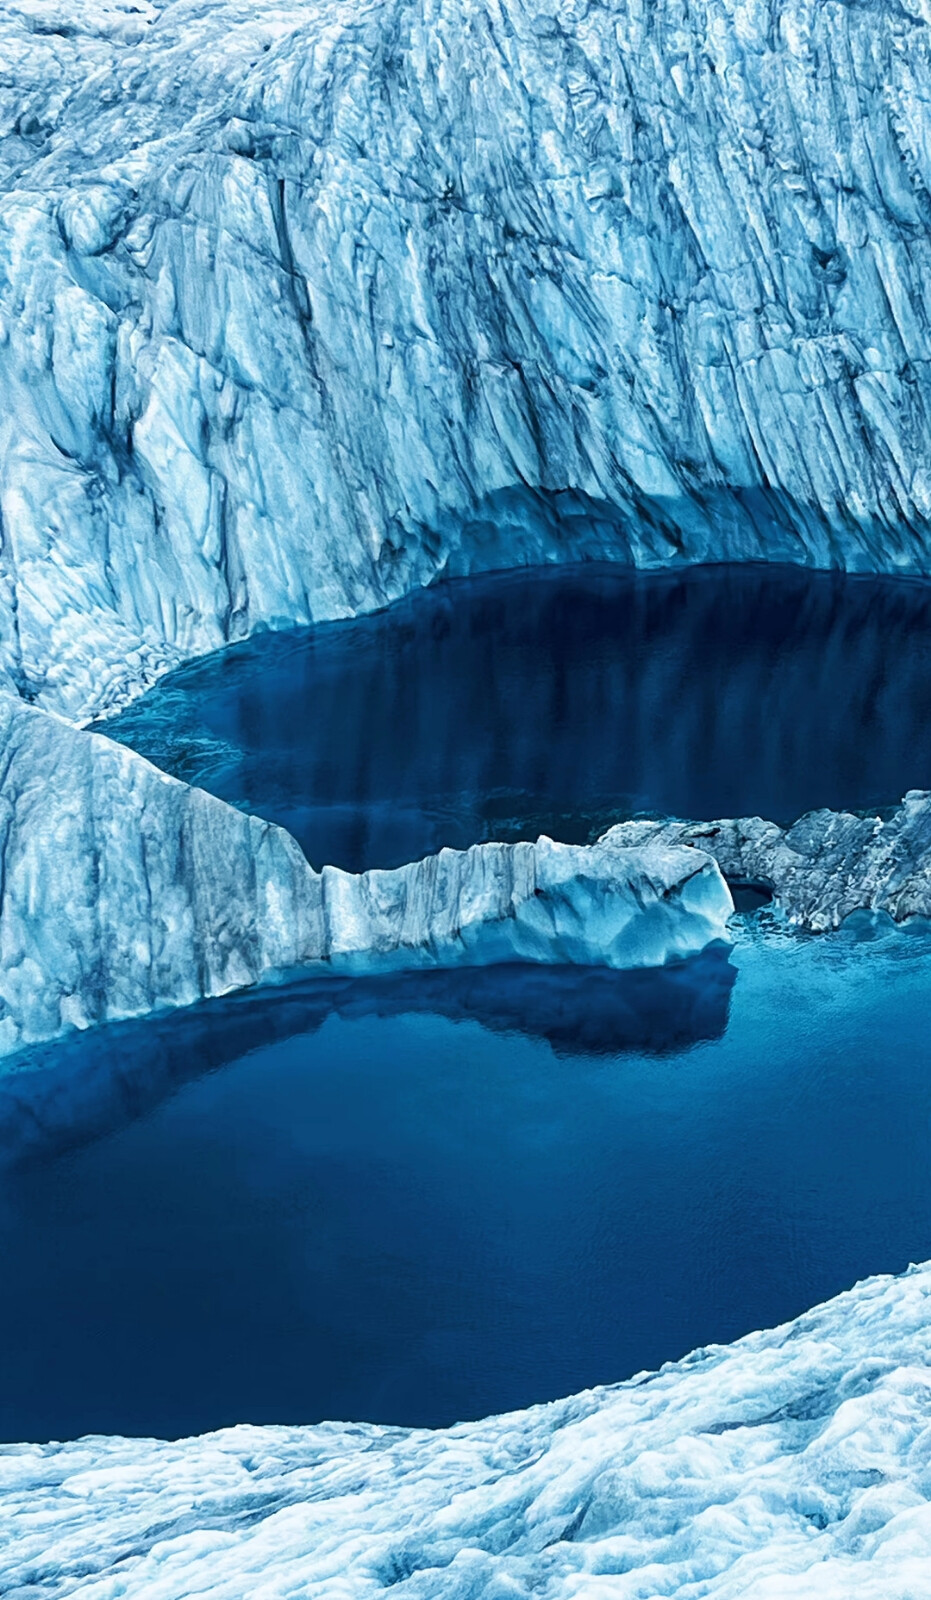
(4, 1261, 931, 1598)
(6, 0, 931, 719)
(3, 0, 931, 1586)
(0, 690, 733, 1055)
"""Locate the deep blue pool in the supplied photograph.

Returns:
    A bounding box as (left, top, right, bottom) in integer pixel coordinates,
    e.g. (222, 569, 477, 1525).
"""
(102, 564, 931, 870)
(2, 921, 930, 1442)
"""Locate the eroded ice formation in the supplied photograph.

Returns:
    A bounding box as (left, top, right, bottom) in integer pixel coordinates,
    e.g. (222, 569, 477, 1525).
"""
(0, 692, 732, 1054)
(4, 1262, 931, 1598)
(4, 7, 931, 1572)
(5, 0, 931, 721)
(609, 794, 931, 931)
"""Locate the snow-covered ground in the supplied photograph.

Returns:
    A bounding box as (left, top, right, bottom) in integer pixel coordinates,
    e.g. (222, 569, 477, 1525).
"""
(4, 1262, 931, 1598)
(5, 0, 931, 720)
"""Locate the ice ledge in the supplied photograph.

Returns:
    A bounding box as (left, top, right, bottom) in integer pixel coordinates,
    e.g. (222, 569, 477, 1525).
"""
(0, 693, 732, 1056)
(5, 684, 931, 1054)
(3, 1261, 931, 1597)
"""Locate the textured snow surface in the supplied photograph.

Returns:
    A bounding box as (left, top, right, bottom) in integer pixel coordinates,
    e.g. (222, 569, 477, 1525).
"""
(0, 691, 732, 1054)
(3, 1263, 931, 1598)
(609, 792, 931, 931)
(6, 0, 931, 717)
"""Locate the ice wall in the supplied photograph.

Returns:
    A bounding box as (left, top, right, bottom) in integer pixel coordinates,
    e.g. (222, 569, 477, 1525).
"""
(5, 0, 931, 719)
(5, 673, 931, 1055)
(0, 691, 732, 1053)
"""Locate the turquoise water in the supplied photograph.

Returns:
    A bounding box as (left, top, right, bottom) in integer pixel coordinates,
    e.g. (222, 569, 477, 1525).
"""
(2, 918, 929, 1441)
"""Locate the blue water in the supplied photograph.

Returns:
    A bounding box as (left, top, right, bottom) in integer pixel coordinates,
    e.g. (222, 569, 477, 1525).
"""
(15, 565, 931, 1440)
(2, 921, 930, 1442)
(102, 564, 931, 870)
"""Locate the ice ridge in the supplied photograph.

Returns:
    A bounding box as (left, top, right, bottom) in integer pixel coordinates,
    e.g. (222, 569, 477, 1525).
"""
(5, 683, 931, 1054)
(0, 692, 732, 1055)
(609, 794, 931, 931)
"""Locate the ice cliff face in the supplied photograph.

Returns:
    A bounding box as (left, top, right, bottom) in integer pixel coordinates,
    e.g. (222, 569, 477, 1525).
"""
(5, 1261, 931, 1598)
(610, 793, 931, 931)
(0, 691, 322, 1051)
(319, 830, 732, 975)
(6, 0, 931, 719)
(0, 692, 731, 1054)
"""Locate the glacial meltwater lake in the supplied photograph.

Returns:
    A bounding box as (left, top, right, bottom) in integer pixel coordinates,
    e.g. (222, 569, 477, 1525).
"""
(3, 564, 931, 1443)
(102, 563, 931, 870)
(1, 922, 931, 1441)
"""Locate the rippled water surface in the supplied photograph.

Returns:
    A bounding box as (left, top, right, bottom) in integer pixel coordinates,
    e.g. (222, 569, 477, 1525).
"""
(2, 922, 930, 1442)
(103, 564, 931, 870)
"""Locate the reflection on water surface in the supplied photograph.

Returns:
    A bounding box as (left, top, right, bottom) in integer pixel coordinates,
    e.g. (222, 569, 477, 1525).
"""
(2, 924, 929, 1442)
(103, 563, 931, 870)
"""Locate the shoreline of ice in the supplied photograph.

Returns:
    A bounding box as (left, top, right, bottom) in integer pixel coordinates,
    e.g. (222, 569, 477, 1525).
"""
(609, 795, 931, 932)
(5, 682, 931, 1057)
(0, 690, 733, 1057)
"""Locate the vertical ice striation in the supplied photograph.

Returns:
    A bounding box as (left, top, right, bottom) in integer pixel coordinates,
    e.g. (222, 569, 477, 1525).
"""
(4, 1, 931, 717)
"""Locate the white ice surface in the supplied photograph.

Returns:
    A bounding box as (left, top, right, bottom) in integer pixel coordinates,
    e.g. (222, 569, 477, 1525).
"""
(3, 1263, 931, 1598)
(5, 0, 931, 719)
